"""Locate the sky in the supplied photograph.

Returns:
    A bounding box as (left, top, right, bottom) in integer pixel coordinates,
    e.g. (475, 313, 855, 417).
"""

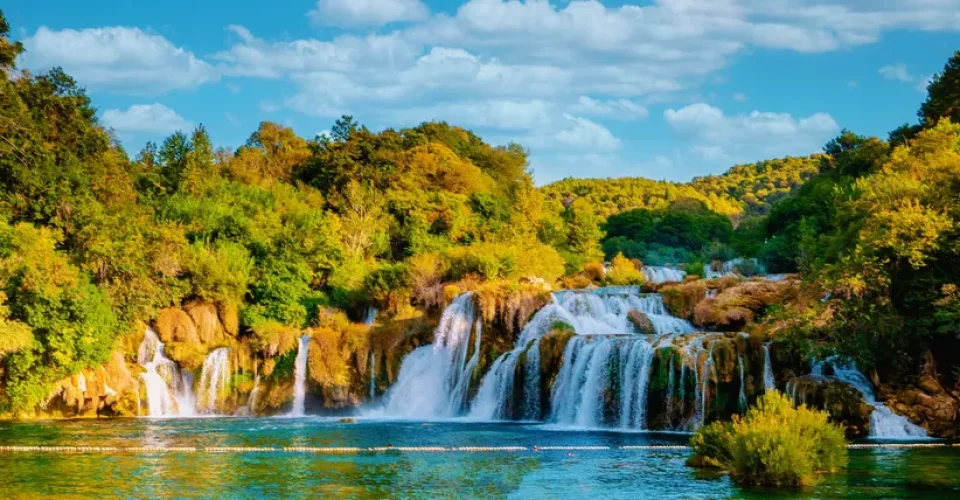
(6, 0, 959, 184)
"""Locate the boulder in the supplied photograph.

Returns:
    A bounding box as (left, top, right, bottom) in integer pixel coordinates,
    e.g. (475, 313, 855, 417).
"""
(155, 308, 199, 345)
(184, 300, 225, 344)
(627, 309, 655, 334)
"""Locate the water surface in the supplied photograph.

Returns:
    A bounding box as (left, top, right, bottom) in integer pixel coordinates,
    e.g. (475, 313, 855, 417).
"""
(0, 419, 957, 499)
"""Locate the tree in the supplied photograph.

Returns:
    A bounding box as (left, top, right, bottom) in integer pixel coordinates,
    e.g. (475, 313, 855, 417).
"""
(920, 50, 960, 128)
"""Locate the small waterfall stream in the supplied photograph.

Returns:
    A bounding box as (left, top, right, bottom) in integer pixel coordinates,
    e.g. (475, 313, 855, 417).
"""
(812, 358, 928, 439)
(198, 348, 230, 413)
(763, 344, 776, 391)
(290, 335, 310, 416)
(137, 328, 196, 417)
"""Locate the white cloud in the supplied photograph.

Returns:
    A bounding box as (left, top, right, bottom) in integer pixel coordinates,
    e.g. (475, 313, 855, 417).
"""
(879, 62, 937, 92)
(879, 63, 913, 82)
(215, 25, 421, 78)
(733, 92, 748, 102)
(309, 0, 429, 28)
(101, 104, 192, 134)
(569, 96, 649, 120)
(22, 27, 217, 93)
(664, 102, 838, 163)
(917, 73, 934, 93)
(551, 114, 621, 152)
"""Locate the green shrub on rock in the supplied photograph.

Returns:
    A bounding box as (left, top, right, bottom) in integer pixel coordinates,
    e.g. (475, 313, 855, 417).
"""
(688, 390, 847, 487)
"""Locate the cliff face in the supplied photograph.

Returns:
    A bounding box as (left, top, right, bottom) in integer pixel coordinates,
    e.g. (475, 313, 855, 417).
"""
(14, 278, 960, 440)
(27, 300, 441, 419)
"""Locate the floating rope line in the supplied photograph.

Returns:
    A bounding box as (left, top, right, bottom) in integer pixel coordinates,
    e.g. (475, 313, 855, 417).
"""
(0, 443, 951, 454)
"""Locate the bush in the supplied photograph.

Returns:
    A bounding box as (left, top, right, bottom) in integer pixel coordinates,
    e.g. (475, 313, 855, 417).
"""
(689, 390, 847, 487)
(604, 253, 645, 286)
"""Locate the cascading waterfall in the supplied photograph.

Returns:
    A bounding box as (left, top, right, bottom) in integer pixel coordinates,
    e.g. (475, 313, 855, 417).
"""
(247, 376, 261, 414)
(365, 307, 379, 399)
(738, 357, 747, 411)
(619, 339, 656, 429)
(813, 358, 927, 439)
(290, 335, 309, 416)
(522, 340, 541, 420)
(383, 293, 480, 419)
(763, 344, 776, 391)
(197, 348, 230, 413)
(470, 288, 694, 422)
(642, 266, 686, 284)
(368, 352, 377, 399)
(703, 258, 765, 279)
(137, 328, 196, 417)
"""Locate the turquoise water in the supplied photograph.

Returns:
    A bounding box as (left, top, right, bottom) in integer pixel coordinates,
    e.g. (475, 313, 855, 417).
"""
(1, 419, 958, 499)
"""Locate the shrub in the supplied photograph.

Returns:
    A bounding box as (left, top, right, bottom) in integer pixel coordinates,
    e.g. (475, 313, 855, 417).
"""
(689, 390, 847, 487)
(604, 253, 645, 286)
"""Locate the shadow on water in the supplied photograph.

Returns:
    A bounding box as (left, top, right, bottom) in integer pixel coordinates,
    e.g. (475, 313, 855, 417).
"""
(1, 419, 959, 499)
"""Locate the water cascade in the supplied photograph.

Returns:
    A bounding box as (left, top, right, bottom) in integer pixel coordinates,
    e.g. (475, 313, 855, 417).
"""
(137, 328, 196, 417)
(703, 258, 765, 279)
(364, 308, 379, 399)
(470, 288, 695, 422)
(290, 335, 309, 416)
(383, 293, 481, 418)
(197, 348, 230, 413)
(642, 266, 686, 284)
(762, 344, 776, 391)
(813, 358, 928, 439)
(247, 376, 261, 414)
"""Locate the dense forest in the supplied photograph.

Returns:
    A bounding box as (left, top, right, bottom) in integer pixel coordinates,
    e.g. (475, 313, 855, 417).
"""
(1, 8, 960, 432)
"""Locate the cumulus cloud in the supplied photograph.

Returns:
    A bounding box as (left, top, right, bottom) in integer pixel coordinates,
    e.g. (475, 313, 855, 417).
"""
(22, 26, 217, 93)
(101, 104, 192, 134)
(664, 102, 839, 163)
(309, 0, 429, 28)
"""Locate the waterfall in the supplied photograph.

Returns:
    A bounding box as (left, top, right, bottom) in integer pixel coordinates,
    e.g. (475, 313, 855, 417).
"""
(523, 340, 541, 420)
(366, 308, 379, 400)
(471, 288, 693, 421)
(665, 357, 675, 424)
(247, 376, 261, 414)
(197, 348, 230, 413)
(137, 328, 196, 417)
(290, 335, 309, 416)
(703, 258, 765, 279)
(383, 293, 479, 419)
(619, 339, 656, 429)
(817, 358, 927, 439)
(738, 356, 747, 411)
(763, 344, 776, 391)
(368, 352, 377, 399)
(642, 266, 686, 284)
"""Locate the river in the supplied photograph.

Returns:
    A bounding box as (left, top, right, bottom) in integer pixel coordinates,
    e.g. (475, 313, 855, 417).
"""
(0, 418, 956, 498)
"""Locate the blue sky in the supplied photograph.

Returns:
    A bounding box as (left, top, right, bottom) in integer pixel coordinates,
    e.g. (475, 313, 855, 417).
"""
(6, 0, 958, 184)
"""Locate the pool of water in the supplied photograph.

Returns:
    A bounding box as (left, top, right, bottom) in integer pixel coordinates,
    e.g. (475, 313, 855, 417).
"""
(1, 418, 958, 499)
